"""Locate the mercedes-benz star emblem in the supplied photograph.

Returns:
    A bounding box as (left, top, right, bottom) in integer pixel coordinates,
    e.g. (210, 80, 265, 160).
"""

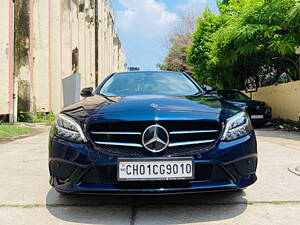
(142, 125, 169, 153)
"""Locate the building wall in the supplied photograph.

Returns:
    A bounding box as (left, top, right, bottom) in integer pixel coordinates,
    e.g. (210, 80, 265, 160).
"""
(49, 0, 62, 114)
(0, 0, 14, 119)
(247, 81, 300, 121)
(0, 0, 126, 117)
(31, 0, 50, 112)
(0, 0, 10, 115)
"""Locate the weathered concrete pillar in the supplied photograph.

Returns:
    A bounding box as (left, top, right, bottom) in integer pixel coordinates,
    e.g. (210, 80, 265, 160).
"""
(0, 0, 15, 121)
(31, 0, 50, 112)
(49, 0, 62, 114)
(78, 7, 86, 90)
(108, 17, 113, 74)
(8, 0, 15, 122)
(29, 0, 34, 112)
(71, 1, 79, 55)
(120, 47, 127, 71)
(104, 7, 109, 77)
(98, 0, 106, 82)
(60, 0, 72, 81)
(113, 33, 120, 73)
(90, 20, 96, 88)
(85, 15, 91, 87)
(0, 1, 11, 116)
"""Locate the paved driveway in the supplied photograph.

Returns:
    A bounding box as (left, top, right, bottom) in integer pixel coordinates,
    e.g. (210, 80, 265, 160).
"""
(0, 128, 299, 225)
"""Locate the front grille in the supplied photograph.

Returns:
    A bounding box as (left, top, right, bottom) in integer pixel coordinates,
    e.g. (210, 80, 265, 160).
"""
(79, 164, 230, 186)
(246, 106, 267, 115)
(95, 143, 215, 157)
(89, 121, 220, 156)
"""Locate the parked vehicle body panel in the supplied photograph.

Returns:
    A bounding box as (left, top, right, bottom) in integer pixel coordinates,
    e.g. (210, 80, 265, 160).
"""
(211, 89, 272, 124)
(49, 72, 257, 195)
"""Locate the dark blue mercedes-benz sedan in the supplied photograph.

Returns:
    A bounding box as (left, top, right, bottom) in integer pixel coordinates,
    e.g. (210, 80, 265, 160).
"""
(49, 71, 257, 195)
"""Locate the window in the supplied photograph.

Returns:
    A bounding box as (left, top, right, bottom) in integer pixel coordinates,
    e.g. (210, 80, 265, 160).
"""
(98, 72, 201, 97)
(218, 91, 250, 100)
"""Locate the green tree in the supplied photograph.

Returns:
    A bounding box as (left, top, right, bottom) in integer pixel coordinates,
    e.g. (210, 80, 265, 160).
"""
(289, 0, 300, 22)
(188, 0, 300, 89)
(187, 10, 221, 86)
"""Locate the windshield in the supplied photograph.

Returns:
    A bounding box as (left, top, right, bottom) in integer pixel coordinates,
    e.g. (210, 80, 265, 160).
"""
(97, 72, 201, 97)
(218, 90, 250, 100)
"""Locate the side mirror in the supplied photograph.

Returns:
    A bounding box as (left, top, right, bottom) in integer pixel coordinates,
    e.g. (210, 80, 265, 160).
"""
(203, 85, 215, 94)
(80, 87, 93, 98)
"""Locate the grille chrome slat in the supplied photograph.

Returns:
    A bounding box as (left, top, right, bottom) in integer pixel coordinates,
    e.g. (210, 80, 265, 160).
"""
(94, 139, 216, 149)
(169, 139, 216, 147)
(90, 131, 141, 135)
(94, 141, 143, 148)
(170, 130, 219, 135)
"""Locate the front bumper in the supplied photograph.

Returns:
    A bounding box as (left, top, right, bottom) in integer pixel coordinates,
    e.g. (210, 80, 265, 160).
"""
(49, 132, 257, 195)
(247, 107, 272, 124)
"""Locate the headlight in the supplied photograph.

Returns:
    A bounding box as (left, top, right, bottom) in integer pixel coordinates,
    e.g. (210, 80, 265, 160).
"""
(221, 112, 253, 141)
(54, 114, 87, 143)
(266, 107, 272, 114)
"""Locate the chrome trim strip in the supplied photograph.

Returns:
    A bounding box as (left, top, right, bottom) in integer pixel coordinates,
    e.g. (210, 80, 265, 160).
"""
(94, 141, 143, 148)
(90, 131, 141, 135)
(170, 130, 219, 135)
(169, 139, 215, 147)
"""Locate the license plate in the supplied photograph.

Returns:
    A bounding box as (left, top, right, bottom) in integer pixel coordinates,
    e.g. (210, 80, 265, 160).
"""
(117, 158, 194, 181)
(251, 115, 264, 119)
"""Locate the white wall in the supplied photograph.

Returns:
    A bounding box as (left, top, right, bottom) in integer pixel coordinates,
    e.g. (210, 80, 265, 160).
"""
(0, 0, 12, 114)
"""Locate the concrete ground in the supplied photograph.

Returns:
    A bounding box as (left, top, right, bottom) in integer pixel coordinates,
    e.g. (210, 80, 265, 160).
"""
(0, 128, 299, 225)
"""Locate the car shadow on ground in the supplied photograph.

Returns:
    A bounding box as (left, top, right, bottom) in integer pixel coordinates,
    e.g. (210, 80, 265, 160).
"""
(46, 188, 248, 225)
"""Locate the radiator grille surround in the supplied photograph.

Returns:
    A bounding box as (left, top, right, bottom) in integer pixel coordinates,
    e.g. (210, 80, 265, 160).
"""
(89, 121, 221, 156)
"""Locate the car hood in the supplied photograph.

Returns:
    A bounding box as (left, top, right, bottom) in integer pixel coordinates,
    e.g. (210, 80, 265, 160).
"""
(61, 95, 241, 122)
